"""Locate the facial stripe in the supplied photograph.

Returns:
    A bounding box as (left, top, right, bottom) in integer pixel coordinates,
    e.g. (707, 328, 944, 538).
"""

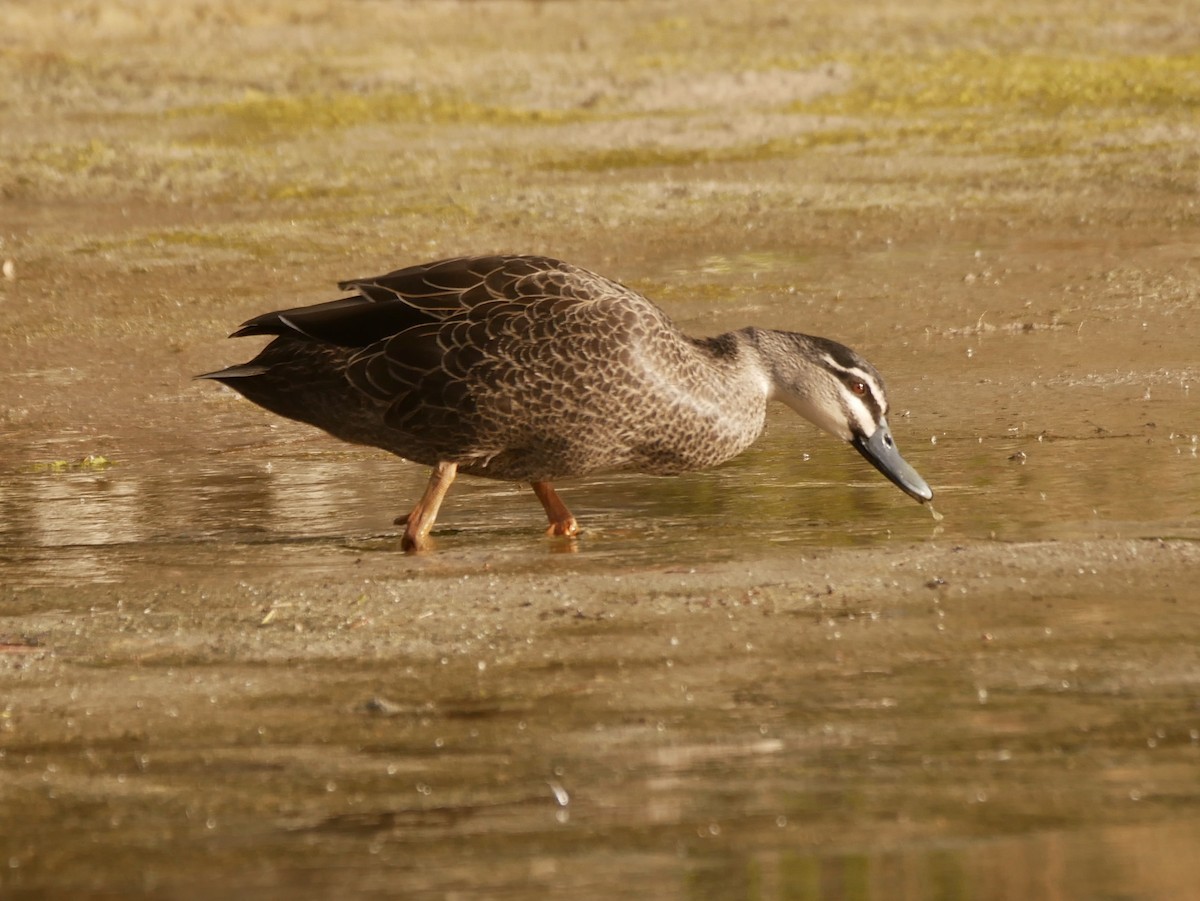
(818, 353, 883, 393)
(819, 353, 887, 421)
(843, 393, 878, 437)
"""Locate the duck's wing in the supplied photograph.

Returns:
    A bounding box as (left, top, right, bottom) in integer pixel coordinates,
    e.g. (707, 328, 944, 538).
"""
(340, 254, 622, 318)
(342, 256, 659, 454)
(228, 255, 609, 349)
(343, 255, 645, 402)
(341, 255, 560, 307)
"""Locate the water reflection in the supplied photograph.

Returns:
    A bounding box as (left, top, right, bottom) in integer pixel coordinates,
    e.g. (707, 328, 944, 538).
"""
(689, 820, 1200, 901)
(2, 404, 1197, 587)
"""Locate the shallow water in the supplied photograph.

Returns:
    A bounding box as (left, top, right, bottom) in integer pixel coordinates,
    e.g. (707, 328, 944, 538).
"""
(4, 357, 1197, 586)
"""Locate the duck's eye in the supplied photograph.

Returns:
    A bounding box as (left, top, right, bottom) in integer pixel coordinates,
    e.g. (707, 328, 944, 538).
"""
(850, 380, 868, 396)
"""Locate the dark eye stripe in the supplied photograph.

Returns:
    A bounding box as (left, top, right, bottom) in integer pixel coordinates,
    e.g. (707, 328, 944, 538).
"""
(839, 373, 884, 420)
(817, 351, 889, 421)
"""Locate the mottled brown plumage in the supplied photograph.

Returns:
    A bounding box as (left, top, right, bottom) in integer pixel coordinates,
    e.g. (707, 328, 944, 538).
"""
(198, 255, 931, 549)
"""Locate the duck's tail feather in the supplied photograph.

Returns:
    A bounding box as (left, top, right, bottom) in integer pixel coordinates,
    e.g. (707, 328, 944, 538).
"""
(194, 363, 270, 381)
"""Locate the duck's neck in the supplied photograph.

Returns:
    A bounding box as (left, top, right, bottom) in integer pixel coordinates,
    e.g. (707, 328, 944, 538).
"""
(687, 332, 743, 360)
(678, 327, 775, 435)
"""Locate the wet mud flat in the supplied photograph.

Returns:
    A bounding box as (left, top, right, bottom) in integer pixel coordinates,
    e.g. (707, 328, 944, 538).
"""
(3, 537, 1200, 898)
(3, 0, 1200, 898)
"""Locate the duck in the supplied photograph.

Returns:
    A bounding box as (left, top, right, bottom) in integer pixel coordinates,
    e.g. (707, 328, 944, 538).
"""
(197, 254, 932, 550)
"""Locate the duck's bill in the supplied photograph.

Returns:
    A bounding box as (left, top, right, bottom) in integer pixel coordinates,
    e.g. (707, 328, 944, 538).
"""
(851, 420, 933, 503)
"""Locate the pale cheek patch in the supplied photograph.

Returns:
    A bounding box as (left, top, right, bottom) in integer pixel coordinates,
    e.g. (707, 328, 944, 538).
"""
(844, 394, 877, 437)
(818, 353, 887, 435)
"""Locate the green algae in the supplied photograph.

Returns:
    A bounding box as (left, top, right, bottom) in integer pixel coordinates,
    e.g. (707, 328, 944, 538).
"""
(181, 89, 585, 143)
(73, 228, 275, 261)
(756, 50, 1200, 163)
(28, 454, 113, 473)
(540, 145, 744, 172)
(797, 50, 1200, 118)
(534, 48, 1200, 176)
(22, 138, 118, 176)
(537, 131, 872, 173)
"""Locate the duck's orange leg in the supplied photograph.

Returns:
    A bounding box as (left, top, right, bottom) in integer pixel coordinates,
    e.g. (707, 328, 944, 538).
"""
(398, 462, 458, 551)
(531, 481, 580, 538)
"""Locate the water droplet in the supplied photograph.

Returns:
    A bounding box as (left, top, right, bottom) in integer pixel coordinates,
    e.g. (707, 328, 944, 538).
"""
(547, 780, 569, 806)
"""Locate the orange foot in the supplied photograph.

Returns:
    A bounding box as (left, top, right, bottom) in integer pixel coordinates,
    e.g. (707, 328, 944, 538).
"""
(398, 462, 457, 553)
(400, 531, 431, 553)
(531, 481, 581, 541)
(544, 517, 580, 538)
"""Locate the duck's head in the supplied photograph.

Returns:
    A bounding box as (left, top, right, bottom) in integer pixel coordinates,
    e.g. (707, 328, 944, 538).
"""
(755, 330, 933, 504)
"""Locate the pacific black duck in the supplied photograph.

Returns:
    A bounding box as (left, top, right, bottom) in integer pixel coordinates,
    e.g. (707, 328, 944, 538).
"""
(198, 255, 932, 549)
